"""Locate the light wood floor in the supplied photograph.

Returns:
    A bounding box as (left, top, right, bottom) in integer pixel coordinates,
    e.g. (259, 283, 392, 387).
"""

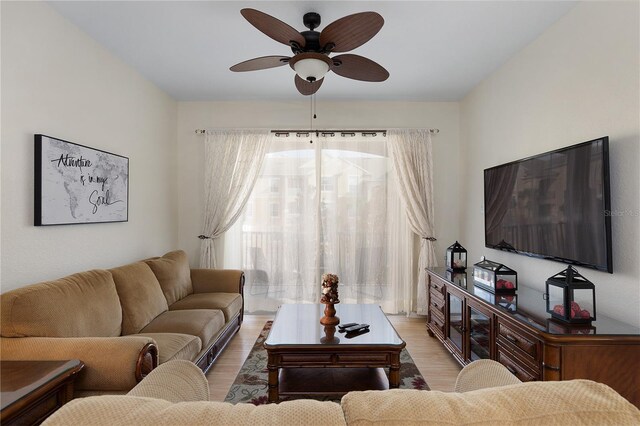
(207, 314, 461, 401)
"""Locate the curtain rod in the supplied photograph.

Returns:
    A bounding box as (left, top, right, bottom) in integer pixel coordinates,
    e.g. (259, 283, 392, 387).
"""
(194, 128, 440, 135)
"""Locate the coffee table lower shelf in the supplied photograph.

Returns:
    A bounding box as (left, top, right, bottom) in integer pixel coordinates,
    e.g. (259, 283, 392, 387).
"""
(278, 367, 389, 397)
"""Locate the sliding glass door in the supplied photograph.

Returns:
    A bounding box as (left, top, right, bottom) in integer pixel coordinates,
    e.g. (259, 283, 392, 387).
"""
(224, 134, 413, 314)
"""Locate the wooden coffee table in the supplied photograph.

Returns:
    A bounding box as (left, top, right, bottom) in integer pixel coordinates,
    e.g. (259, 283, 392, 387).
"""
(264, 304, 405, 402)
(1, 360, 84, 425)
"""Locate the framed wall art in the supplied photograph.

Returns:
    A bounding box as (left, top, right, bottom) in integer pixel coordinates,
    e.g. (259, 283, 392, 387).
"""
(34, 134, 129, 225)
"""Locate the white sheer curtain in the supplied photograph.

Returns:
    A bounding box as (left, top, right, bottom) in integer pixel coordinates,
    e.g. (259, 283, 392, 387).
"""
(387, 129, 438, 315)
(200, 130, 270, 268)
(224, 133, 413, 314)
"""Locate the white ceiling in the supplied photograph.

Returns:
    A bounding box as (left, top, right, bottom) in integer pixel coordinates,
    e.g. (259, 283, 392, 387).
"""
(49, 1, 577, 102)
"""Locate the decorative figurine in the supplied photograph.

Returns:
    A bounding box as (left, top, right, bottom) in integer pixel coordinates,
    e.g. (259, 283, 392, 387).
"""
(320, 325, 340, 344)
(320, 273, 340, 325)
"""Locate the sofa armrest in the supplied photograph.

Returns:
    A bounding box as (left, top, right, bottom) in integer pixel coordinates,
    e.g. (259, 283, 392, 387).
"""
(127, 360, 209, 402)
(0, 336, 158, 392)
(454, 359, 522, 392)
(191, 269, 244, 295)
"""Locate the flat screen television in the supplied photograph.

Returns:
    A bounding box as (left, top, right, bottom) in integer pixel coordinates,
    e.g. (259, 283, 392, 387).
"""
(484, 137, 612, 273)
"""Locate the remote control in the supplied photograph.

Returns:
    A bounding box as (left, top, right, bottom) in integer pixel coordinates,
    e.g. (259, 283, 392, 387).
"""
(338, 323, 358, 331)
(344, 324, 369, 333)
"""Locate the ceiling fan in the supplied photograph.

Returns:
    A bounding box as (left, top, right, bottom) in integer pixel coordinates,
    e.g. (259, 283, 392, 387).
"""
(230, 8, 389, 96)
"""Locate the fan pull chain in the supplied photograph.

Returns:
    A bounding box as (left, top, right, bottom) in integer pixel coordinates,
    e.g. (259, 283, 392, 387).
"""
(309, 95, 313, 144)
(309, 94, 318, 143)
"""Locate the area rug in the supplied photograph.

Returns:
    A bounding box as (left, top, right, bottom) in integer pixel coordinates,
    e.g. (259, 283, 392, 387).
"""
(224, 321, 429, 405)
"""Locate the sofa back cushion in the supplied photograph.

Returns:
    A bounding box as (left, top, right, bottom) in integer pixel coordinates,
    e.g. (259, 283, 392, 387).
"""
(0, 270, 122, 338)
(44, 396, 348, 426)
(144, 250, 193, 306)
(110, 262, 168, 335)
(341, 381, 640, 425)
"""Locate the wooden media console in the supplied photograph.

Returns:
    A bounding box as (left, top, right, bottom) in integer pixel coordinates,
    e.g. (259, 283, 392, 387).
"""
(426, 267, 640, 408)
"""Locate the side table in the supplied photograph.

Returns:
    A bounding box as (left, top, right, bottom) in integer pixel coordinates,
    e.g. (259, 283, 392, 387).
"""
(1, 360, 84, 425)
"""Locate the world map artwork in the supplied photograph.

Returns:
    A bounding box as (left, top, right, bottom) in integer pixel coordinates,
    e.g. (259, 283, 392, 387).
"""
(35, 135, 128, 225)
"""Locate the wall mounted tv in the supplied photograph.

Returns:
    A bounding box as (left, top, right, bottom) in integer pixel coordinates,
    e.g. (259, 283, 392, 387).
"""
(484, 137, 612, 273)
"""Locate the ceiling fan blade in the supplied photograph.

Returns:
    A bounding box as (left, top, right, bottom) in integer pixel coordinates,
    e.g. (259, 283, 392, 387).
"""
(295, 75, 324, 96)
(230, 56, 290, 72)
(319, 12, 383, 53)
(331, 54, 389, 82)
(241, 9, 305, 48)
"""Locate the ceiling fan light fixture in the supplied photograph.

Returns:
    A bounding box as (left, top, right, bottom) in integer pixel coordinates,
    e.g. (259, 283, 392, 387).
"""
(233, 10, 389, 95)
(289, 52, 333, 83)
(294, 58, 329, 82)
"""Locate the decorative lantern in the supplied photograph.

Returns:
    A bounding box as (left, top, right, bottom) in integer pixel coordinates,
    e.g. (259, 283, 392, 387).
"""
(473, 258, 517, 293)
(545, 266, 596, 323)
(446, 241, 467, 271)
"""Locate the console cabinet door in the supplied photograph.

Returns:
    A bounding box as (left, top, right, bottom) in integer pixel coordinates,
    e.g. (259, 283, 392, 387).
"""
(446, 287, 495, 365)
(446, 290, 465, 363)
(467, 300, 493, 361)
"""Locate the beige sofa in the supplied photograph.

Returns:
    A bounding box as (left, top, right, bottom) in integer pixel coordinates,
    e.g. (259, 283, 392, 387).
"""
(0, 250, 244, 396)
(43, 359, 640, 425)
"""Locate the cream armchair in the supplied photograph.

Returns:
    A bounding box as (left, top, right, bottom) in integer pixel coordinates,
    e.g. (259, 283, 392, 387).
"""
(44, 359, 640, 425)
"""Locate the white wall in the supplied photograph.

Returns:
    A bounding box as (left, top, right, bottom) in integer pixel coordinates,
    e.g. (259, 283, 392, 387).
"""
(176, 101, 460, 268)
(6, 1, 634, 326)
(1, 2, 178, 291)
(460, 1, 640, 326)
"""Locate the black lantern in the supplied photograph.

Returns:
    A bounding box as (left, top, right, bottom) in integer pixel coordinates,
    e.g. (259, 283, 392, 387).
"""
(446, 241, 467, 271)
(545, 266, 596, 323)
(472, 258, 517, 293)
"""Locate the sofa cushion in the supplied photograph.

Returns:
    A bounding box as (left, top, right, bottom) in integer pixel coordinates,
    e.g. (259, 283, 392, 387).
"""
(169, 293, 242, 322)
(1, 270, 122, 338)
(341, 381, 640, 425)
(135, 333, 201, 364)
(110, 262, 169, 335)
(43, 396, 347, 426)
(144, 250, 193, 306)
(140, 309, 224, 347)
